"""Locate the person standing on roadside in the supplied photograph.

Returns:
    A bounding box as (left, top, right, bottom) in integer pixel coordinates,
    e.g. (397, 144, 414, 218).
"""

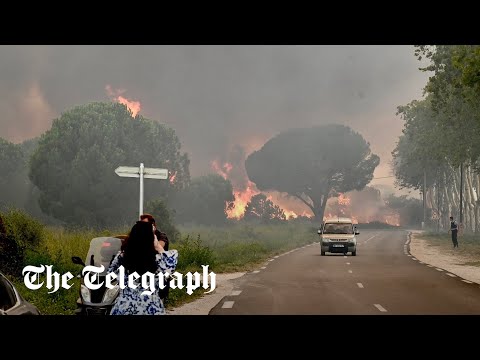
(448, 216, 459, 248)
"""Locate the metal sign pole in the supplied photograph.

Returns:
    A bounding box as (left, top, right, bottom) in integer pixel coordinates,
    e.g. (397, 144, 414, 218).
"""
(139, 163, 144, 220)
(115, 164, 169, 220)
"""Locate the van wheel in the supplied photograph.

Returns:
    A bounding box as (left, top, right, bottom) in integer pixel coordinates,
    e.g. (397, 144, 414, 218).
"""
(321, 250, 325, 256)
(352, 250, 357, 256)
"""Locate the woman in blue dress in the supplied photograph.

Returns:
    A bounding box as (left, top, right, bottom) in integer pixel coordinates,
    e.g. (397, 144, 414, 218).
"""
(107, 220, 178, 315)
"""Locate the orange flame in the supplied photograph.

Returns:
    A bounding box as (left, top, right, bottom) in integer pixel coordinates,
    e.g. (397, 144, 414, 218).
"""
(211, 160, 233, 180)
(169, 171, 177, 185)
(323, 213, 335, 220)
(210, 159, 320, 220)
(284, 210, 298, 219)
(383, 214, 400, 227)
(105, 85, 141, 117)
(117, 96, 141, 117)
(228, 181, 259, 219)
(338, 193, 351, 206)
(211, 160, 262, 219)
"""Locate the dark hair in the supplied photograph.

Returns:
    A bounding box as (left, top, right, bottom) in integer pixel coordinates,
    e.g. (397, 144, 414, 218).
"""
(140, 213, 155, 224)
(156, 230, 168, 241)
(122, 221, 157, 275)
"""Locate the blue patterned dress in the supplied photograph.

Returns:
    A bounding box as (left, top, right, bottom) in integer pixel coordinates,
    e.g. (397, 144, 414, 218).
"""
(107, 250, 178, 315)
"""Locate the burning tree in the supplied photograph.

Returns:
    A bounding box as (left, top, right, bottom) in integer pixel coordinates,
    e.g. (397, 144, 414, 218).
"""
(245, 124, 379, 222)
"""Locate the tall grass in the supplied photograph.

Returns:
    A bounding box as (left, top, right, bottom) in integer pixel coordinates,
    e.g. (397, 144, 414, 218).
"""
(177, 222, 319, 272)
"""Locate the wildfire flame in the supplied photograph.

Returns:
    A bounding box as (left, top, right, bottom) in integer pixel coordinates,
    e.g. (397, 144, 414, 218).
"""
(169, 171, 177, 185)
(284, 210, 297, 219)
(323, 213, 335, 220)
(228, 181, 259, 219)
(105, 85, 141, 117)
(338, 193, 351, 206)
(211, 160, 233, 180)
(383, 214, 400, 227)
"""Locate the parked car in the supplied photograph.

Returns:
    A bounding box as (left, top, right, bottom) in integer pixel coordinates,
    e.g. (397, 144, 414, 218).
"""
(0, 271, 41, 315)
(318, 216, 359, 256)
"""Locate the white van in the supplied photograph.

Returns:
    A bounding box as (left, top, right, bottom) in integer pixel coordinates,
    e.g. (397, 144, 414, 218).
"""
(317, 217, 359, 256)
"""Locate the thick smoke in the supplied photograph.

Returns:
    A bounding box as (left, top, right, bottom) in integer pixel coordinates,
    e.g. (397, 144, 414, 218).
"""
(0, 45, 429, 192)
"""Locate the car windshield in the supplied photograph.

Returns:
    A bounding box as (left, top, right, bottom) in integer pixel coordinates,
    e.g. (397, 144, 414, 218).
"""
(323, 223, 353, 234)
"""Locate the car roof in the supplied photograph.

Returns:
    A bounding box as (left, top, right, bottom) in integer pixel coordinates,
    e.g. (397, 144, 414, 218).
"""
(324, 217, 353, 223)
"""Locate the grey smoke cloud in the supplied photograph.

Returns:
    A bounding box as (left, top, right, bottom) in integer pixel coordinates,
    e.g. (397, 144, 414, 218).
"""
(0, 45, 429, 192)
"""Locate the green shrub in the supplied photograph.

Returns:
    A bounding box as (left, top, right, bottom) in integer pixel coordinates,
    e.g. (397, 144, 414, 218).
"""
(174, 234, 216, 272)
(0, 207, 45, 275)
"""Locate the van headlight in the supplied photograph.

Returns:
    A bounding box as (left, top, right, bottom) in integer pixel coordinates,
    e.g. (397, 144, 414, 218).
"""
(102, 285, 120, 303)
(80, 284, 91, 303)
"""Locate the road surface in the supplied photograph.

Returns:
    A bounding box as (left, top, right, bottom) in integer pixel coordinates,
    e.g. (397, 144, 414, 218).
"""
(209, 229, 480, 314)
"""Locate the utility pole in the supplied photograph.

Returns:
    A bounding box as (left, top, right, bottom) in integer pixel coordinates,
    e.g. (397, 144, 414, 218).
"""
(437, 179, 441, 233)
(423, 169, 427, 229)
(460, 163, 464, 228)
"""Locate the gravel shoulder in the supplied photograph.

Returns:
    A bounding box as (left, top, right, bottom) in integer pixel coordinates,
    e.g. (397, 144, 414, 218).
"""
(409, 230, 480, 285)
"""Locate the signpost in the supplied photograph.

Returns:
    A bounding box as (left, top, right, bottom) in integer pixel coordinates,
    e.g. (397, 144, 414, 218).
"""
(115, 163, 169, 219)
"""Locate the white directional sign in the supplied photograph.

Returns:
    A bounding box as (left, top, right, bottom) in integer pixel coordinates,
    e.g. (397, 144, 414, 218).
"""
(115, 163, 169, 219)
(115, 166, 168, 179)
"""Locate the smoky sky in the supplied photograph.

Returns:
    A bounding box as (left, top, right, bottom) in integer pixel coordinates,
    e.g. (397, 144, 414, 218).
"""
(0, 45, 430, 191)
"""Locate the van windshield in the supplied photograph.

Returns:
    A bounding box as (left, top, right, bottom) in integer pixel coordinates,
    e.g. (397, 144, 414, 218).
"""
(323, 223, 353, 234)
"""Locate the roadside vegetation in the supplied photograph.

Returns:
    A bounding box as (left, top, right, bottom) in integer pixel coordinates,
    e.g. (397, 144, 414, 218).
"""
(2, 209, 319, 314)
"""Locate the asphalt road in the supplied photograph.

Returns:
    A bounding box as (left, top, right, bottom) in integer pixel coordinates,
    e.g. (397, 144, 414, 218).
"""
(209, 229, 480, 315)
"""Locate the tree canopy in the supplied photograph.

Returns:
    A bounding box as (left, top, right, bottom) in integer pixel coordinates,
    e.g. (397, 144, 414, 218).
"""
(29, 102, 190, 228)
(245, 124, 379, 221)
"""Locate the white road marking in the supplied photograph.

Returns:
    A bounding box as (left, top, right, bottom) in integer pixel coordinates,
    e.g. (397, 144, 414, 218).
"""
(252, 270, 260, 273)
(427, 265, 433, 267)
(418, 261, 424, 264)
(364, 234, 377, 243)
(346, 262, 351, 265)
(231, 290, 242, 296)
(343, 255, 347, 258)
(436, 268, 444, 272)
(407, 255, 412, 257)
(222, 301, 235, 309)
(462, 280, 473, 284)
(446, 273, 456, 277)
(348, 270, 353, 273)
(374, 304, 387, 312)
(412, 258, 417, 261)
(260, 267, 267, 269)
(357, 283, 364, 288)
(274, 256, 279, 258)
(268, 259, 275, 262)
